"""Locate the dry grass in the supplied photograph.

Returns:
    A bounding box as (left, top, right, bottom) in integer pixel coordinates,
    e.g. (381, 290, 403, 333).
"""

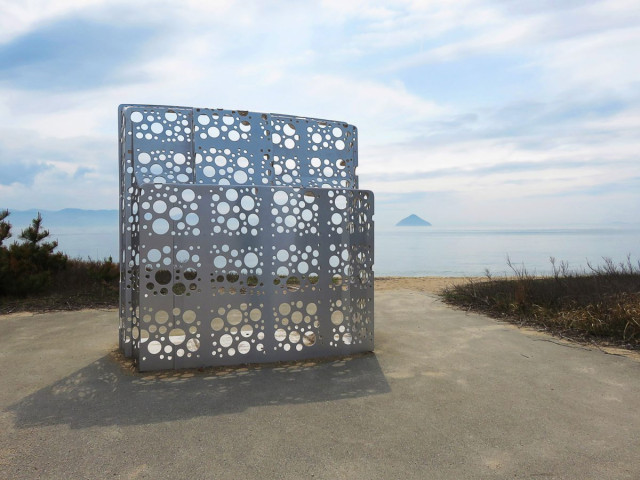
(441, 256, 640, 350)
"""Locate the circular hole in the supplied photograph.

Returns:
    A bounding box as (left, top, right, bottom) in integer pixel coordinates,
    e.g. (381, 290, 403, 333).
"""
(331, 310, 344, 325)
(250, 308, 262, 321)
(241, 195, 255, 210)
(228, 130, 240, 142)
(148, 341, 161, 354)
(226, 189, 238, 201)
(248, 213, 259, 226)
(241, 324, 253, 337)
(147, 249, 161, 262)
(227, 309, 242, 325)
(153, 200, 167, 214)
(238, 341, 251, 354)
(335, 195, 347, 210)
(187, 338, 200, 352)
(150, 164, 163, 175)
(151, 122, 163, 134)
(223, 114, 234, 125)
(312, 133, 322, 143)
(335, 139, 345, 150)
(203, 165, 215, 177)
(155, 270, 171, 285)
(208, 126, 220, 138)
(332, 127, 342, 137)
(273, 190, 288, 205)
(198, 114, 210, 125)
(284, 138, 295, 149)
(172, 282, 186, 295)
(138, 152, 151, 164)
(214, 255, 227, 268)
(169, 207, 183, 220)
(217, 201, 230, 215)
(306, 303, 317, 315)
(182, 189, 195, 202)
(152, 218, 170, 234)
(220, 334, 233, 347)
(240, 121, 251, 132)
(183, 269, 197, 281)
(277, 266, 289, 276)
(176, 249, 190, 263)
(233, 170, 248, 183)
(183, 309, 196, 323)
(165, 111, 178, 122)
(301, 209, 313, 221)
(274, 329, 287, 342)
(186, 212, 199, 226)
(211, 317, 224, 331)
(303, 331, 316, 346)
(285, 159, 296, 170)
(130, 111, 143, 123)
(155, 310, 169, 323)
(284, 215, 296, 228)
(169, 328, 186, 345)
(298, 261, 309, 274)
(244, 252, 259, 268)
(278, 303, 291, 315)
(174, 153, 186, 165)
(289, 331, 301, 343)
(283, 123, 296, 136)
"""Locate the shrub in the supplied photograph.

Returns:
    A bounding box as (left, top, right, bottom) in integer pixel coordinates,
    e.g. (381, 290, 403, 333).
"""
(441, 256, 640, 348)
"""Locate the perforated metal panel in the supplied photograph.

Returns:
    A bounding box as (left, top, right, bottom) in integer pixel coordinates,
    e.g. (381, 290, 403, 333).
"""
(119, 104, 373, 371)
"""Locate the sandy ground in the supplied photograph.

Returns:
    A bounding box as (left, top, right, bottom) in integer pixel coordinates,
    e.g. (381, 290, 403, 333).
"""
(375, 276, 480, 293)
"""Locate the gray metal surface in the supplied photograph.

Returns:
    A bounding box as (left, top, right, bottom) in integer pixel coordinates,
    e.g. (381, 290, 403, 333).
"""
(119, 104, 373, 371)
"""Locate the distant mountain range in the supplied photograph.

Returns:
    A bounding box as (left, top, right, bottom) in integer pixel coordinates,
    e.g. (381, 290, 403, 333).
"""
(5, 209, 118, 231)
(396, 214, 432, 226)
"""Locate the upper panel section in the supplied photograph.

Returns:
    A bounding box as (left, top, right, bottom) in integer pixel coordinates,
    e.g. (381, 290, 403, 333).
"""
(119, 104, 358, 189)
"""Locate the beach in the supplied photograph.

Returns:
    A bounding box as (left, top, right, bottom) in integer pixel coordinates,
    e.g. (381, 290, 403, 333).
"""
(375, 276, 478, 293)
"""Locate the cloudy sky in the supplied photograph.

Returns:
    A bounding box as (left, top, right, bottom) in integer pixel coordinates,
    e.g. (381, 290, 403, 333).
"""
(1, 0, 639, 227)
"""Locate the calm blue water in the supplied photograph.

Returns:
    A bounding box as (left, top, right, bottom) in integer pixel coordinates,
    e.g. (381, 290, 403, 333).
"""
(375, 227, 640, 276)
(46, 225, 640, 277)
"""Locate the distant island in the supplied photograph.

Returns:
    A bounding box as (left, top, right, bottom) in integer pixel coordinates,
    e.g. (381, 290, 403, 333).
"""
(396, 214, 432, 227)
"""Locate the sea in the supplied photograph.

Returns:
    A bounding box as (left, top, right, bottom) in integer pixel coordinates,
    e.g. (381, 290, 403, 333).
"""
(38, 222, 640, 277)
(374, 226, 640, 277)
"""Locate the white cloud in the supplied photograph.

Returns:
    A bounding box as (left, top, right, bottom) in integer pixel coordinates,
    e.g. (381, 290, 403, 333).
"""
(0, 0, 638, 227)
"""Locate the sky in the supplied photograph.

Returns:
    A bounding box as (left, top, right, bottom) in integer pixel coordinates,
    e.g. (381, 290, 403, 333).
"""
(0, 0, 639, 228)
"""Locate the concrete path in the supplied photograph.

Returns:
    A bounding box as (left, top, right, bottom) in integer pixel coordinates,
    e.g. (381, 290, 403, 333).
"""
(1, 290, 639, 479)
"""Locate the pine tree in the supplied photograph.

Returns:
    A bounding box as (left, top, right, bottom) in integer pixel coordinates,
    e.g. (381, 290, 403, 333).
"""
(0, 211, 67, 296)
(19, 212, 58, 253)
(0, 209, 10, 247)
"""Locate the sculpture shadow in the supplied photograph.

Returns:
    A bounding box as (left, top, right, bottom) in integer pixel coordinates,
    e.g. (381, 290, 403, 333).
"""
(8, 351, 389, 430)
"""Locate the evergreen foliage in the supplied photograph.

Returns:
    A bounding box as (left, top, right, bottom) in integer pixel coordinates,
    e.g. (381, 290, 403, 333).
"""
(0, 210, 67, 296)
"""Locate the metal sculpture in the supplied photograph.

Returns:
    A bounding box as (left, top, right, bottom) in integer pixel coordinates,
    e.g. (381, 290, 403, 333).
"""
(119, 105, 374, 371)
